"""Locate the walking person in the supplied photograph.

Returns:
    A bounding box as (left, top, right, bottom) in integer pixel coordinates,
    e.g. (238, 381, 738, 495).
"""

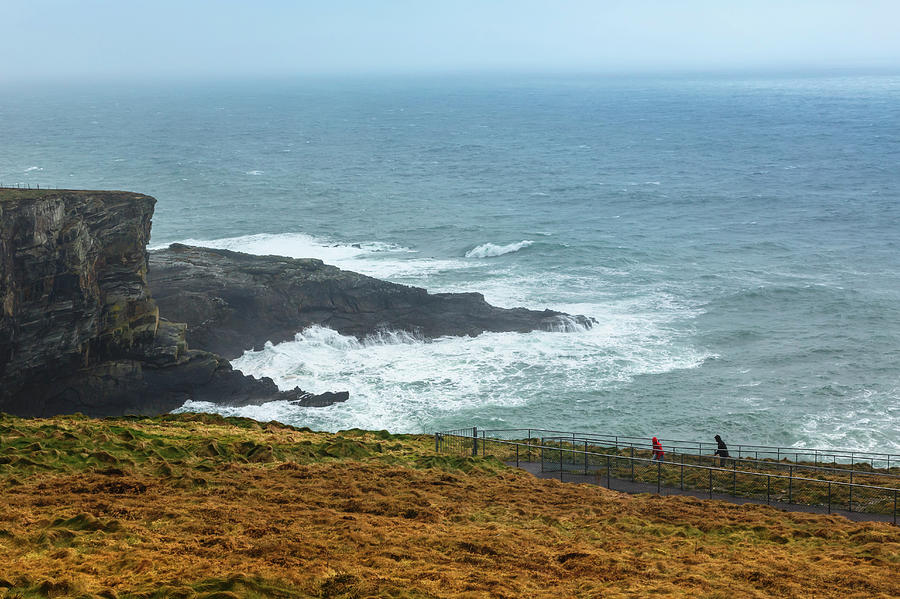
(713, 434, 730, 466)
(651, 436, 665, 461)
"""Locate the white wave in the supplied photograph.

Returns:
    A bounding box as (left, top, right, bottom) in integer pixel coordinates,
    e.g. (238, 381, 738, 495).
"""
(245, 170, 264, 176)
(465, 240, 534, 259)
(24, 166, 42, 172)
(797, 388, 900, 454)
(150, 232, 474, 282)
(151, 232, 405, 261)
(178, 298, 710, 433)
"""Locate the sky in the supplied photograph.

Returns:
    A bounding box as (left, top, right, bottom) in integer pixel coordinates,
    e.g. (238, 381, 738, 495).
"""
(1, 0, 899, 83)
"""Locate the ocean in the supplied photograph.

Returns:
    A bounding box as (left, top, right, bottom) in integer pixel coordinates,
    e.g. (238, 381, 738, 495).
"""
(2, 73, 898, 452)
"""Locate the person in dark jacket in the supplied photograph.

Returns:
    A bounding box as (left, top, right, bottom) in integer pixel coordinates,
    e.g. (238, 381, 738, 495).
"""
(714, 434, 730, 465)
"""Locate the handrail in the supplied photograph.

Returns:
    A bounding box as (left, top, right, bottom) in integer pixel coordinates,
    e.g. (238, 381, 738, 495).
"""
(440, 433, 898, 493)
(434, 430, 900, 524)
(538, 435, 900, 484)
(478, 428, 900, 467)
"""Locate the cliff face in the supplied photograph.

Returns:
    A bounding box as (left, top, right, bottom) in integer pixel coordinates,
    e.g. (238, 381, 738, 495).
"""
(0, 190, 158, 385)
(0, 190, 344, 416)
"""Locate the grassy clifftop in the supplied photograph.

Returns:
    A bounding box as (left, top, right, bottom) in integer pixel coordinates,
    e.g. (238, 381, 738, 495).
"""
(0, 189, 152, 202)
(0, 413, 897, 598)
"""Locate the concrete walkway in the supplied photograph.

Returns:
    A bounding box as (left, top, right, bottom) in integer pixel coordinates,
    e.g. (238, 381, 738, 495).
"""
(509, 460, 897, 525)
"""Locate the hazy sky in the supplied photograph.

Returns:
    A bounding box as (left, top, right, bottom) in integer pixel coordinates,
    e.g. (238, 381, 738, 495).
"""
(2, 0, 899, 83)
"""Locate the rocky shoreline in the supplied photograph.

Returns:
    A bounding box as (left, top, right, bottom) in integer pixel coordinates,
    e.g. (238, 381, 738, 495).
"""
(0, 189, 592, 417)
(149, 243, 593, 359)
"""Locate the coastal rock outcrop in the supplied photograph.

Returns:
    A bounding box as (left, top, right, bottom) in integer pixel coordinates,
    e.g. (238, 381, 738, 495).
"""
(0, 190, 346, 417)
(149, 244, 594, 359)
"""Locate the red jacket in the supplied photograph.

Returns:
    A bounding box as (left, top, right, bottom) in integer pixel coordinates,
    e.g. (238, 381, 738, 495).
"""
(652, 437, 664, 460)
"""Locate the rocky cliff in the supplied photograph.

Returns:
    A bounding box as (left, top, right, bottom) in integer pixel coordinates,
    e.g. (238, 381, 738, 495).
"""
(0, 190, 345, 416)
(1, 188, 591, 417)
(149, 244, 594, 359)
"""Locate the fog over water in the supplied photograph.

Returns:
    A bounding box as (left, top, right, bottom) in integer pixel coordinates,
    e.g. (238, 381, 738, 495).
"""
(1, 1, 899, 82)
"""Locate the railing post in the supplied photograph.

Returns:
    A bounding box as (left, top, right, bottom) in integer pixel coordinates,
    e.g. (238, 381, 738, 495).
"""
(606, 455, 611, 489)
(788, 466, 793, 504)
(630, 447, 635, 481)
(435, 433, 439, 453)
(732, 459, 737, 496)
(559, 445, 563, 481)
(472, 427, 478, 457)
(827, 483, 831, 514)
(893, 489, 897, 526)
(516, 443, 519, 468)
(680, 458, 684, 491)
(541, 439, 545, 473)
(527, 429, 532, 462)
(657, 461, 661, 494)
(848, 471, 853, 513)
(584, 440, 588, 475)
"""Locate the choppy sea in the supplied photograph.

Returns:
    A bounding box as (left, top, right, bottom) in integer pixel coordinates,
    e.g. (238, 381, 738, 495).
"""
(2, 74, 899, 451)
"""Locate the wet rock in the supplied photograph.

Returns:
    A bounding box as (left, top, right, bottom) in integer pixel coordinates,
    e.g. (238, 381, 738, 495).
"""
(149, 244, 594, 359)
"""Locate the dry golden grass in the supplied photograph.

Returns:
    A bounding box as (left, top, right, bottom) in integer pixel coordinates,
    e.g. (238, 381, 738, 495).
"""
(0, 413, 897, 598)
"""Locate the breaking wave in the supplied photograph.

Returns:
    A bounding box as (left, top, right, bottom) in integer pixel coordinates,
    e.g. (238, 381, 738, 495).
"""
(465, 240, 534, 258)
(182, 294, 710, 432)
(150, 232, 474, 283)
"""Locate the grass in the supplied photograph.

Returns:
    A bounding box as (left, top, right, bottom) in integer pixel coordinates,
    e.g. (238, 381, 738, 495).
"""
(0, 413, 898, 598)
(0, 189, 150, 203)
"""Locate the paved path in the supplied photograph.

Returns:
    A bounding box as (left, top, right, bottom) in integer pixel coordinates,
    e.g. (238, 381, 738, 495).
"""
(509, 460, 896, 525)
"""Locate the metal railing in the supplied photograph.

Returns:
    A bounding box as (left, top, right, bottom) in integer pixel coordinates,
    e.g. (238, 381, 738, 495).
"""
(534, 435, 900, 490)
(0, 184, 57, 190)
(479, 428, 900, 471)
(434, 427, 899, 524)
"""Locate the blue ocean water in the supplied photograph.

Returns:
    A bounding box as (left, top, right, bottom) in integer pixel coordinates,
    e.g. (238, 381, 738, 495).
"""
(2, 74, 899, 451)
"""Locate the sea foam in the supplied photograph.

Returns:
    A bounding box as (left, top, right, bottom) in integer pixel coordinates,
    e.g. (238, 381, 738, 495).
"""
(188, 292, 710, 433)
(465, 240, 534, 258)
(151, 232, 474, 283)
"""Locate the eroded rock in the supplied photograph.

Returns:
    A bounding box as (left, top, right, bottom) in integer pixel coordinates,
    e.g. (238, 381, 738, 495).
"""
(149, 244, 593, 359)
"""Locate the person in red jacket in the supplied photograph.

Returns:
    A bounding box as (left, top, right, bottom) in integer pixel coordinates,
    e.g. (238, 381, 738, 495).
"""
(651, 437, 665, 461)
